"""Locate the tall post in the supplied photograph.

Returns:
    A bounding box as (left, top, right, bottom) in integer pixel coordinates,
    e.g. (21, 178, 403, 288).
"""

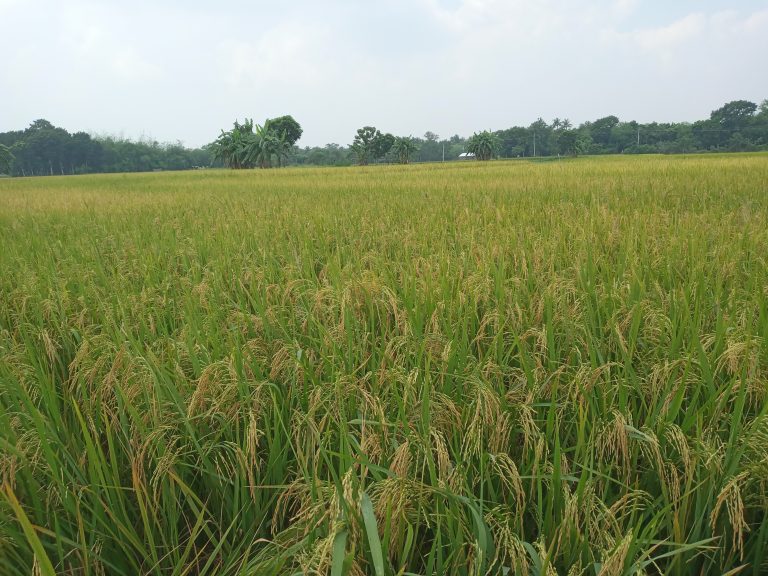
(533, 132, 536, 157)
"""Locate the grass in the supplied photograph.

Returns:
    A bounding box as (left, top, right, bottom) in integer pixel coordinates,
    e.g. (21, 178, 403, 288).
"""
(1, 153, 767, 575)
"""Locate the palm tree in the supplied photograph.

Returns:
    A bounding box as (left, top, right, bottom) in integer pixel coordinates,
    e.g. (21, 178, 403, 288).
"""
(391, 136, 419, 164)
(466, 131, 500, 161)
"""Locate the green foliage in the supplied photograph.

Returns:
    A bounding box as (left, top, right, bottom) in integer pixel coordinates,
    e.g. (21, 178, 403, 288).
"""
(293, 143, 354, 166)
(0, 119, 211, 176)
(267, 115, 303, 147)
(467, 130, 501, 160)
(557, 129, 590, 156)
(390, 136, 419, 164)
(0, 144, 14, 174)
(494, 100, 768, 157)
(589, 115, 620, 148)
(3, 156, 768, 574)
(711, 100, 758, 129)
(211, 116, 301, 169)
(211, 118, 257, 169)
(350, 126, 395, 165)
(251, 119, 292, 168)
(351, 126, 379, 165)
(2, 99, 768, 177)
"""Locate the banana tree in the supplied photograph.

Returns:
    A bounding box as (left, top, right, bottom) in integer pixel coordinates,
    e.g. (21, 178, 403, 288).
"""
(391, 136, 419, 164)
(466, 131, 501, 161)
(213, 118, 296, 169)
(212, 119, 258, 169)
(240, 121, 288, 168)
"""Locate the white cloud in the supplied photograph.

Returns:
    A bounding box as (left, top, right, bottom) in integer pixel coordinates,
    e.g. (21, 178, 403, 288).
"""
(631, 12, 705, 51)
(0, 0, 23, 10)
(607, 8, 767, 65)
(612, 0, 639, 21)
(218, 22, 333, 90)
(743, 8, 768, 31)
(110, 49, 162, 83)
(1, 0, 767, 146)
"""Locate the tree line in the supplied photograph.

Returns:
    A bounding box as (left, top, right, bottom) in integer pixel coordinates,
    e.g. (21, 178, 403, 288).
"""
(237, 99, 768, 167)
(0, 119, 211, 177)
(1, 99, 767, 176)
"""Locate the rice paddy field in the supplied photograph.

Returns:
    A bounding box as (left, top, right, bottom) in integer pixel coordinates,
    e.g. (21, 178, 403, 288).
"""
(1, 154, 768, 575)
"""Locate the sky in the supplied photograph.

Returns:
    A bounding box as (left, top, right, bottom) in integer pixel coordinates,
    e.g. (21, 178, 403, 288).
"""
(1, 0, 767, 148)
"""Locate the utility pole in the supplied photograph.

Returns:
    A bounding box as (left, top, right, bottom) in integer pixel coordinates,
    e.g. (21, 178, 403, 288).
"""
(442, 143, 445, 162)
(637, 128, 640, 146)
(533, 132, 536, 157)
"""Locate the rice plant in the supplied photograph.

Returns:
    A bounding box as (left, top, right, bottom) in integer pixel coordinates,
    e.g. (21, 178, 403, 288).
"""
(1, 153, 767, 575)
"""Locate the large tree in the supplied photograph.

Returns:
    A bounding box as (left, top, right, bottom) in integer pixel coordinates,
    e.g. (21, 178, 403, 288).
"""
(350, 126, 394, 165)
(588, 115, 620, 151)
(557, 129, 589, 157)
(268, 115, 303, 147)
(466, 131, 500, 161)
(711, 100, 758, 129)
(0, 144, 14, 175)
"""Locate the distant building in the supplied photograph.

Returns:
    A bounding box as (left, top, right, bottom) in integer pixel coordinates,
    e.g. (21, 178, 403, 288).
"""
(458, 152, 476, 160)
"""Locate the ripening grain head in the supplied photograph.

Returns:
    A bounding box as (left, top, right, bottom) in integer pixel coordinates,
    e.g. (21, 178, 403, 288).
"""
(1, 153, 767, 574)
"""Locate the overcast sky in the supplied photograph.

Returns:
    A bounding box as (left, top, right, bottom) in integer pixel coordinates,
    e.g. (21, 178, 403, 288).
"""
(1, 0, 767, 147)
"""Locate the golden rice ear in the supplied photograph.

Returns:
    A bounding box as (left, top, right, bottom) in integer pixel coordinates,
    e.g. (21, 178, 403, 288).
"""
(596, 411, 631, 481)
(513, 402, 542, 456)
(1, 425, 43, 492)
(150, 434, 184, 505)
(741, 415, 768, 471)
(593, 502, 624, 552)
(716, 333, 766, 409)
(389, 439, 411, 478)
(711, 473, 750, 561)
(186, 359, 231, 418)
(534, 538, 559, 576)
(472, 310, 500, 350)
(485, 508, 530, 576)
(360, 421, 384, 465)
(565, 563, 585, 576)
(431, 430, 453, 487)
(268, 342, 293, 381)
(461, 377, 498, 460)
(490, 453, 525, 519)
(717, 333, 760, 379)
(297, 529, 337, 575)
(553, 484, 581, 555)
(598, 532, 634, 576)
(431, 392, 463, 435)
(663, 422, 693, 479)
(371, 477, 430, 558)
(488, 411, 513, 455)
